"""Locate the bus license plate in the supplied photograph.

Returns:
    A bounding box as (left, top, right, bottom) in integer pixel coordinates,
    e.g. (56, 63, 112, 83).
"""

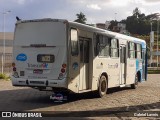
(37, 54, 55, 63)
(33, 69, 43, 74)
(42, 56, 50, 62)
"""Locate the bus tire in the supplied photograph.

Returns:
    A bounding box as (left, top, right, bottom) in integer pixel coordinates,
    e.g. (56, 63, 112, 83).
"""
(96, 75, 108, 97)
(131, 74, 138, 89)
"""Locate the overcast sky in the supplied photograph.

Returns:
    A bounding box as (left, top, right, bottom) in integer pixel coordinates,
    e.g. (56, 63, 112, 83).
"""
(0, 0, 160, 32)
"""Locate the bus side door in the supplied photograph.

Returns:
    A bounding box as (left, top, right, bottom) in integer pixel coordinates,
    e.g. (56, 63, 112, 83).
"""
(79, 38, 90, 90)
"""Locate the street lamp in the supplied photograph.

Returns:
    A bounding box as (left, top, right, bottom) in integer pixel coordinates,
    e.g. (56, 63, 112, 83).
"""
(1, 10, 11, 74)
(150, 21, 153, 67)
(115, 13, 117, 21)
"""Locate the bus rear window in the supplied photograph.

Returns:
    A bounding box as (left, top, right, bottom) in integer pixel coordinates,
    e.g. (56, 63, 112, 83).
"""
(37, 54, 55, 63)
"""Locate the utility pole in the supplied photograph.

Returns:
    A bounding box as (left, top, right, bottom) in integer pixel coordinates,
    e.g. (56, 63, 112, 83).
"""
(157, 19, 159, 69)
(150, 22, 153, 67)
(115, 13, 117, 21)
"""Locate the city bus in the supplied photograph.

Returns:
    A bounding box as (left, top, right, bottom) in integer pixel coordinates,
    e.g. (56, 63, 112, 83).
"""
(11, 18, 147, 97)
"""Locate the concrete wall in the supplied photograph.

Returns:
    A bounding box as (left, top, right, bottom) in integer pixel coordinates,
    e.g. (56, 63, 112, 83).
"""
(0, 32, 13, 74)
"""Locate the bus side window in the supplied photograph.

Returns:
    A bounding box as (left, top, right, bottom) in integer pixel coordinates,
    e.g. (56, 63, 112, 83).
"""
(120, 47, 126, 63)
(128, 42, 135, 59)
(136, 43, 142, 59)
(99, 36, 110, 57)
(111, 39, 119, 58)
(95, 34, 100, 56)
(71, 29, 78, 56)
(95, 34, 101, 56)
(96, 35, 110, 57)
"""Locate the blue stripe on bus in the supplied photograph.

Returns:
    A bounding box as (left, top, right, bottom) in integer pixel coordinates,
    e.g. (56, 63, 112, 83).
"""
(136, 59, 143, 82)
(133, 40, 146, 48)
(136, 59, 139, 71)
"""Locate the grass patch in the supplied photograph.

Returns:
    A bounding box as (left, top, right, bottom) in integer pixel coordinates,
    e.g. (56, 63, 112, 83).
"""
(0, 73, 10, 80)
(148, 70, 160, 74)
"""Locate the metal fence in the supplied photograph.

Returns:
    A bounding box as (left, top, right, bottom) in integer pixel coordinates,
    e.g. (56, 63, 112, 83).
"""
(0, 53, 13, 75)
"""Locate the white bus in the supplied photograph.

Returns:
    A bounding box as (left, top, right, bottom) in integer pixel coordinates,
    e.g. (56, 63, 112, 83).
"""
(11, 18, 147, 97)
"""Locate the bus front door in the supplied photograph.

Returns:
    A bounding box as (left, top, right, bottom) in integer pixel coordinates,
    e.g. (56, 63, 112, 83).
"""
(79, 39, 89, 90)
(120, 46, 126, 85)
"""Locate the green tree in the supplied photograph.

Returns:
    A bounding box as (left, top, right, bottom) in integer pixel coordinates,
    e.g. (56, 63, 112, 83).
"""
(120, 7, 151, 35)
(108, 20, 118, 30)
(74, 12, 87, 24)
(133, 7, 141, 17)
(145, 13, 160, 20)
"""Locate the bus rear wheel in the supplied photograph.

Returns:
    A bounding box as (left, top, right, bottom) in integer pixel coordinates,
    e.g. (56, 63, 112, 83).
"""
(131, 74, 138, 89)
(96, 75, 108, 97)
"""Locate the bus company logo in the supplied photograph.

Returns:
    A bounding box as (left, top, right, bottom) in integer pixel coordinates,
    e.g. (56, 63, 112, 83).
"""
(41, 63, 48, 68)
(72, 62, 78, 70)
(28, 63, 48, 68)
(129, 64, 134, 67)
(16, 53, 27, 61)
(108, 63, 118, 69)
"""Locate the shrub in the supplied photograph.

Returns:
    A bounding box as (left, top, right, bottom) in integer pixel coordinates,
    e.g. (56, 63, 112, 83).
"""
(148, 70, 160, 74)
(0, 73, 10, 80)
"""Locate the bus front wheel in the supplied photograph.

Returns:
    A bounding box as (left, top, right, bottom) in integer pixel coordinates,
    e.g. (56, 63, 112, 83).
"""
(131, 74, 138, 89)
(96, 75, 108, 97)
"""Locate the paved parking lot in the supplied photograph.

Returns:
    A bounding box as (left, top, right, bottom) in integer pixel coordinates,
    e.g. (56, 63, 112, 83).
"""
(0, 74, 160, 119)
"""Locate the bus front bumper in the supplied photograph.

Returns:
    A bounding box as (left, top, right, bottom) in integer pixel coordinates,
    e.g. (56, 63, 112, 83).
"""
(11, 76, 67, 88)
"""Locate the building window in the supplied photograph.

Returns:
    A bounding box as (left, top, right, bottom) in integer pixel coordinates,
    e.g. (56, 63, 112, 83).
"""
(111, 39, 119, 57)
